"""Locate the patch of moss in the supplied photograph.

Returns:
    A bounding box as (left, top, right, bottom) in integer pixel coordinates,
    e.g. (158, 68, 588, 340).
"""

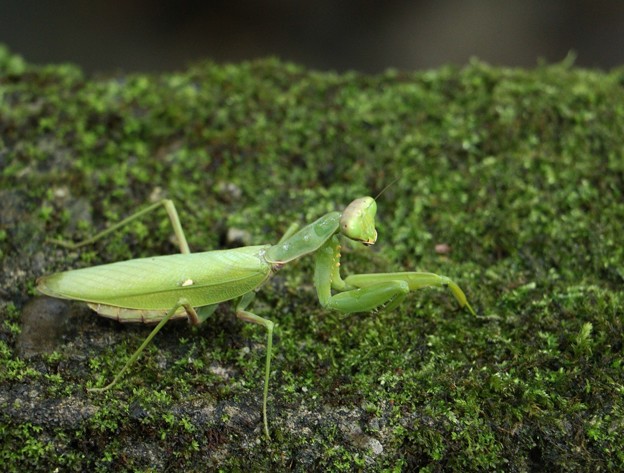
(1, 45, 623, 471)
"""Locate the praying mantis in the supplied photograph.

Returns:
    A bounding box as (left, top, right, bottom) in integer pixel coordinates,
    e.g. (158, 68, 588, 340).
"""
(36, 195, 476, 439)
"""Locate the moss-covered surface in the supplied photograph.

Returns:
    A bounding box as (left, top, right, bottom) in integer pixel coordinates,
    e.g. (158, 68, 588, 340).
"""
(1, 44, 623, 471)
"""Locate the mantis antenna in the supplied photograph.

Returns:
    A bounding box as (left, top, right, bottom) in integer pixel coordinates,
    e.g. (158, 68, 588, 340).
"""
(373, 177, 400, 201)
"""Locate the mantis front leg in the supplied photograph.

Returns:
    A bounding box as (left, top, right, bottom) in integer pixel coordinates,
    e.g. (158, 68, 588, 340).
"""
(314, 236, 476, 315)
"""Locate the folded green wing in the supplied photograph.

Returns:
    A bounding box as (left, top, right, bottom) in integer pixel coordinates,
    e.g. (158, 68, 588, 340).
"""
(37, 245, 272, 310)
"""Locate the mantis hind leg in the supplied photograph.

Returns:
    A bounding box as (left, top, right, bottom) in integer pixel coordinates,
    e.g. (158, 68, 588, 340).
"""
(49, 199, 190, 254)
(234, 292, 275, 439)
(88, 298, 199, 393)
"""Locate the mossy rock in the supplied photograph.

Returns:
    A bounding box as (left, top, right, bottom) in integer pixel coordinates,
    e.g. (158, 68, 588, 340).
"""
(1, 44, 623, 471)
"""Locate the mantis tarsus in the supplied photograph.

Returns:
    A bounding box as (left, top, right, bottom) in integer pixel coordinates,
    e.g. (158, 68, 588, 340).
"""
(37, 196, 476, 439)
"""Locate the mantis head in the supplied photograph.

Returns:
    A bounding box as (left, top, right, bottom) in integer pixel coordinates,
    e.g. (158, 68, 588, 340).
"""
(340, 197, 378, 246)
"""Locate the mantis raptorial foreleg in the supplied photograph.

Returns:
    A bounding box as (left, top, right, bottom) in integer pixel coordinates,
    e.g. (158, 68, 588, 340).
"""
(314, 237, 477, 316)
(49, 199, 190, 254)
(345, 273, 476, 315)
(234, 292, 275, 439)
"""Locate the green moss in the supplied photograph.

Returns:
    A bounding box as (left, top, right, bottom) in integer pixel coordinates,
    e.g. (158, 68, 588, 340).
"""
(1, 45, 624, 470)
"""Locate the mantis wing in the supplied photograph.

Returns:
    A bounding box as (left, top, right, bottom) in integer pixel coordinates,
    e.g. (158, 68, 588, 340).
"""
(37, 245, 272, 310)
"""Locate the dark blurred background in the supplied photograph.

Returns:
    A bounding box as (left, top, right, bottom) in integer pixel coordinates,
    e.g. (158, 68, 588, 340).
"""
(1, 0, 623, 73)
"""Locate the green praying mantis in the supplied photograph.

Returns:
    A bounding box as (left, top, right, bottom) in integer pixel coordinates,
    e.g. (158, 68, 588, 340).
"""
(37, 195, 476, 439)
